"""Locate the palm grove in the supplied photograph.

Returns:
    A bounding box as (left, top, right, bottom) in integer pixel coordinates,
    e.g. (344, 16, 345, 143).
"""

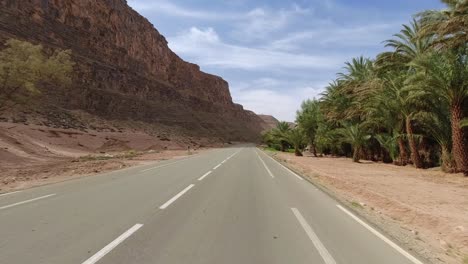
(263, 0, 468, 176)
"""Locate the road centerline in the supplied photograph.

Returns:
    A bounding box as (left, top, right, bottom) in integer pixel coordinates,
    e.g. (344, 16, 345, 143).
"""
(213, 150, 239, 169)
(159, 184, 195, 209)
(198, 171, 212, 181)
(81, 223, 143, 264)
(0, 194, 56, 211)
(291, 208, 337, 264)
(336, 205, 424, 264)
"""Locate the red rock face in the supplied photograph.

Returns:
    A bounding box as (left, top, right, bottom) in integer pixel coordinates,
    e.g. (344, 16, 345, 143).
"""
(0, 0, 266, 141)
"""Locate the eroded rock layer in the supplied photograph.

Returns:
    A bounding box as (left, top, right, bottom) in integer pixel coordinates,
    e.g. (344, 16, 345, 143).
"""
(0, 0, 265, 141)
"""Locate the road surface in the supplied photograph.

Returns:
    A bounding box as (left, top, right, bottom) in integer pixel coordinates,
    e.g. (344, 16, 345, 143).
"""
(0, 147, 425, 264)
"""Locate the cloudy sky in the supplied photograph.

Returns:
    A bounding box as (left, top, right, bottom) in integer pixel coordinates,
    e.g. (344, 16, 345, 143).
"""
(127, 0, 443, 121)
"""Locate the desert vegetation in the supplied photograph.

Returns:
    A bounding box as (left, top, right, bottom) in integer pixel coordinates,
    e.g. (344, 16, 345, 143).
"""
(263, 0, 468, 175)
(0, 39, 74, 111)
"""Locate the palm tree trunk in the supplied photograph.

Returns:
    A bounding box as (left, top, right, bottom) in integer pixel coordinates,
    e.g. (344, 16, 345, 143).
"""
(294, 146, 303, 156)
(441, 145, 455, 173)
(398, 138, 408, 166)
(405, 117, 423, 168)
(450, 103, 468, 175)
(352, 147, 360, 162)
(309, 143, 318, 157)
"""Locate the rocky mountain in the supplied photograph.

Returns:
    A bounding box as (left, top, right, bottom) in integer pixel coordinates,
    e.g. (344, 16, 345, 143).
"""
(258, 115, 279, 131)
(0, 0, 266, 141)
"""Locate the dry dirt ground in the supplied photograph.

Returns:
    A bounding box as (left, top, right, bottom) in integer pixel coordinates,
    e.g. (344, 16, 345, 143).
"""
(270, 151, 468, 264)
(0, 122, 219, 192)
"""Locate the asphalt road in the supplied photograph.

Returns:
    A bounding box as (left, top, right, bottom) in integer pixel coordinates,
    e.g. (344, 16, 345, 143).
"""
(0, 147, 425, 264)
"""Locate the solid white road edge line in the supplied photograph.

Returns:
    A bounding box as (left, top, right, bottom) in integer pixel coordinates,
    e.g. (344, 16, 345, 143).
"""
(336, 205, 424, 264)
(258, 149, 303, 180)
(0, 191, 21, 197)
(159, 184, 195, 209)
(291, 208, 337, 264)
(81, 223, 143, 264)
(213, 164, 222, 170)
(0, 194, 56, 210)
(198, 171, 212, 181)
(256, 152, 274, 178)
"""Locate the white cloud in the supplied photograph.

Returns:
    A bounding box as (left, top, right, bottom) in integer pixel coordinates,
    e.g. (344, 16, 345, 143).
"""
(128, 0, 307, 23)
(232, 5, 310, 41)
(168, 27, 343, 70)
(231, 79, 324, 121)
(184, 27, 220, 43)
(267, 23, 400, 51)
(128, 0, 239, 20)
(129, 0, 309, 41)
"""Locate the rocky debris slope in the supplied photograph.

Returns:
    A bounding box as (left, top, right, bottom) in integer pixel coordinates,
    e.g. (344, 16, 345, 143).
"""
(0, 0, 266, 141)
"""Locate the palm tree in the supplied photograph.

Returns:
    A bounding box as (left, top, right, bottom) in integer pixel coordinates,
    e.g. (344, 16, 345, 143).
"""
(314, 120, 341, 156)
(338, 57, 375, 83)
(261, 130, 276, 149)
(372, 21, 433, 168)
(272, 122, 291, 152)
(363, 68, 407, 165)
(320, 80, 353, 123)
(415, 104, 456, 172)
(375, 133, 400, 163)
(275, 121, 291, 133)
(367, 89, 409, 165)
(317, 58, 378, 167)
(338, 123, 371, 162)
(364, 57, 426, 168)
(284, 128, 306, 156)
(296, 99, 321, 156)
(336, 57, 377, 121)
(410, 50, 468, 174)
(382, 19, 432, 64)
(388, 74, 427, 168)
(321, 58, 378, 160)
(417, 0, 468, 49)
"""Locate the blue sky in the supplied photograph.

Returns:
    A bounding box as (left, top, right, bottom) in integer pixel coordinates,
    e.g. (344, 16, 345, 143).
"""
(127, 0, 443, 121)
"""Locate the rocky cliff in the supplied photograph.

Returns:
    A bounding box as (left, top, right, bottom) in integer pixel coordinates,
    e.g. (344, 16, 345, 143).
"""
(258, 115, 280, 131)
(0, 0, 265, 141)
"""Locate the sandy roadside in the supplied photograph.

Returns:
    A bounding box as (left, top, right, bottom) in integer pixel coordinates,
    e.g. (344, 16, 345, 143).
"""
(0, 122, 224, 193)
(0, 149, 207, 193)
(267, 150, 468, 264)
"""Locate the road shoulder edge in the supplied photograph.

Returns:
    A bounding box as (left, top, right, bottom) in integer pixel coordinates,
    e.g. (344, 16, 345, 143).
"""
(257, 147, 432, 264)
